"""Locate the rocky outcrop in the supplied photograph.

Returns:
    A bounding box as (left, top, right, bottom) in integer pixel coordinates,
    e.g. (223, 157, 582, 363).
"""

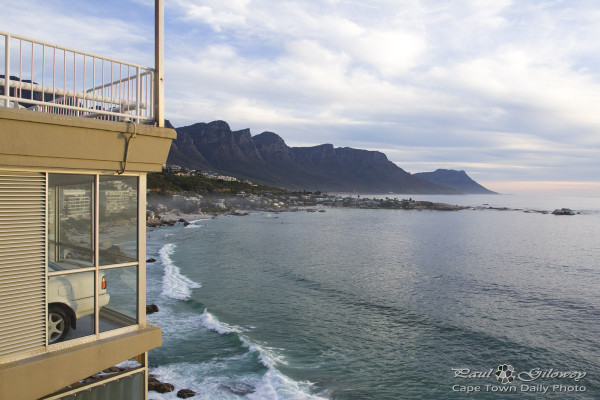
(148, 376, 175, 394)
(146, 304, 159, 314)
(147, 218, 189, 227)
(177, 389, 197, 398)
(148, 375, 195, 398)
(148, 381, 174, 393)
(552, 208, 576, 215)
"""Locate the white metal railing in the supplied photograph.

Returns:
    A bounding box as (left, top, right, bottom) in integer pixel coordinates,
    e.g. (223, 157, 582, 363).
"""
(1, 31, 155, 123)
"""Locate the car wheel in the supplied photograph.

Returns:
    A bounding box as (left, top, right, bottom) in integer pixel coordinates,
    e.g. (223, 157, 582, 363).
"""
(48, 305, 70, 344)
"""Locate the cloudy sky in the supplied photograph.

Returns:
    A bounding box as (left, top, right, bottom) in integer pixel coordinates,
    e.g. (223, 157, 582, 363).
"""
(2, 0, 599, 194)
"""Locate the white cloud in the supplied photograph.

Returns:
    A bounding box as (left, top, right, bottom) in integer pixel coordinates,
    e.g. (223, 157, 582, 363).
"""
(2, 0, 599, 189)
(174, 0, 249, 31)
(0, 0, 153, 65)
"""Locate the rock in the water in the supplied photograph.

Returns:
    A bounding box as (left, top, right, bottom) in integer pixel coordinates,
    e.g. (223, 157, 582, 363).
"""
(148, 382, 174, 393)
(146, 304, 160, 314)
(177, 389, 197, 398)
(147, 257, 157, 263)
(552, 208, 576, 215)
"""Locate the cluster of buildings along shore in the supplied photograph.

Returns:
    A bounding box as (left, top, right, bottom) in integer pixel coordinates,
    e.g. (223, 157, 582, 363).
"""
(147, 190, 466, 221)
(148, 165, 467, 219)
(163, 163, 252, 184)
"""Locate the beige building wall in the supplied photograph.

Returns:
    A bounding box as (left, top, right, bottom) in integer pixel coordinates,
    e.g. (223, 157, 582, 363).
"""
(0, 106, 175, 399)
(0, 107, 175, 174)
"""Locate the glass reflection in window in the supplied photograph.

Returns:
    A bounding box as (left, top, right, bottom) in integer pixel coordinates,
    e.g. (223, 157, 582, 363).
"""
(48, 174, 94, 268)
(99, 176, 138, 265)
(99, 266, 138, 333)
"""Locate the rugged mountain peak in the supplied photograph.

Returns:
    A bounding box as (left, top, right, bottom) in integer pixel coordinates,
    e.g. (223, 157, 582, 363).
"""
(253, 131, 289, 151)
(233, 128, 263, 162)
(209, 120, 231, 130)
(414, 169, 497, 194)
(253, 132, 293, 164)
(202, 121, 234, 144)
(254, 131, 285, 143)
(233, 128, 252, 141)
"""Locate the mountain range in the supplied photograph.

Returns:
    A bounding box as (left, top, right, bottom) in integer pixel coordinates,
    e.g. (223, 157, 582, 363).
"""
(166, 120, 497, 194)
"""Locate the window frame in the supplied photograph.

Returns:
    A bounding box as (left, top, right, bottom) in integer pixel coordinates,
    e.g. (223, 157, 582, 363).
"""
(45, 171, 146, 349)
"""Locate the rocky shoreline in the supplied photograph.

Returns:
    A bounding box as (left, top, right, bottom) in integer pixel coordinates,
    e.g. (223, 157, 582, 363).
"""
(147, 211, 213, 228)
(147, 201, 579, 228)
(148, 374, 197, 398)
(144, 304, 197, 398)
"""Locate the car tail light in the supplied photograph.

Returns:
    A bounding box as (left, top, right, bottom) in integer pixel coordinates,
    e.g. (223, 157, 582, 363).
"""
(101, 276, 107, 290)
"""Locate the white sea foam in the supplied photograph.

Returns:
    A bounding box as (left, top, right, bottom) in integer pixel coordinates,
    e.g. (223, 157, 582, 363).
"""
(199, 309, 243, 335)
(150, 362, 258, 400)
(115, 359, 142, 369)
(159, 243, 201, 300)
(248, 368, 326, 400)
(241, 338, 288, 369)
(184, 223, 204, 229)
(150, 353, 327, 400)
(197, 309, 291, 369)
(146, 304, 197, 343)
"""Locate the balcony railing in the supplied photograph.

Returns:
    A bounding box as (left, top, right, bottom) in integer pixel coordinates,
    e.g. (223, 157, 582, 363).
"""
(1, 31, 155, 124)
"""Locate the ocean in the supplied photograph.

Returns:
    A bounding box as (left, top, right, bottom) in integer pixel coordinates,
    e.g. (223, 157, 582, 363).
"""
(145, 194, 600, 399)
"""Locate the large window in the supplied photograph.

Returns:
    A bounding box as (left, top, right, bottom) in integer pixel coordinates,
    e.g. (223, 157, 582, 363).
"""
(47, 174, 139, 345)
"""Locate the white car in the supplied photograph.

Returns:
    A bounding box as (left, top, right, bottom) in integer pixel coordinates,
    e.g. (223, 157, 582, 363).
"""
(47, 262, 110, 344)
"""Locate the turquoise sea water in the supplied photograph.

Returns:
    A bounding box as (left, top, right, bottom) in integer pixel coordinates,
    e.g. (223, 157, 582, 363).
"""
(146, 195, 600, 399)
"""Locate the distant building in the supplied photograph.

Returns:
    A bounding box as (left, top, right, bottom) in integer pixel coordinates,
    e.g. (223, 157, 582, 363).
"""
(102, 186, 138, 215)
(163, 164, 182, 173)
(62, 188, 93, 219)
(216, 175, 238, 182)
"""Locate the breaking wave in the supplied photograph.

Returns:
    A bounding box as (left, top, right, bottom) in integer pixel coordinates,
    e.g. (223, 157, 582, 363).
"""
(158, 243, 201, 300)
(150, 307, 328, 400)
